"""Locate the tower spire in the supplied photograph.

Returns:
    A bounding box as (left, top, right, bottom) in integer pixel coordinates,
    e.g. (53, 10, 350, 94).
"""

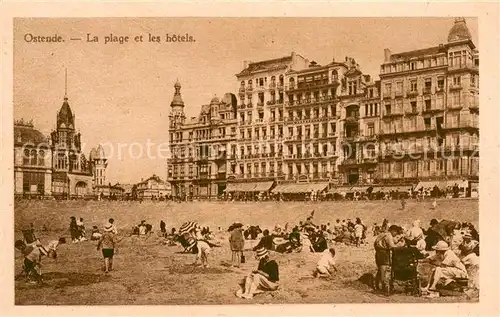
(64, 68, 68, 100)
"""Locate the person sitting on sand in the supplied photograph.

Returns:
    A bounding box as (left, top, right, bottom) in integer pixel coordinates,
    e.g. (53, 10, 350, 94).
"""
(253, 229, 274, 251)
(236, 248, 279, 299)
(421, 241, 468, 296)
(22, 223, 39, 247)
(313, 247, 338, 278)
(91, 226, 102, 241)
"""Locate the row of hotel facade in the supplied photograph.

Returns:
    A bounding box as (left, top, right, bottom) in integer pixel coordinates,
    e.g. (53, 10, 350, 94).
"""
(166, 18, 479, 198)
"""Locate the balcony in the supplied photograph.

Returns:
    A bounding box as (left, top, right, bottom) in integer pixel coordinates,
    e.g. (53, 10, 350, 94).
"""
(382, 92, 392, 99)
(286, 84, 295, 90)
(238, 87, 246, 94)
(246, 86, 254, 92)
(422, 106, 444, 114)
(345, 114, 359, 122)
(423, 87, 432, 95)
(407, 89, 418, 97)
(269, 82, 276, 89)
(395, 90, 404, 97)
(257, 102, 264, 108)
(246, 103, 253, 109)
(340, 158, 358, 166)
(383, 111, 404, 118)
(443, 118, 479, 130)
(449, 84, 463, 91)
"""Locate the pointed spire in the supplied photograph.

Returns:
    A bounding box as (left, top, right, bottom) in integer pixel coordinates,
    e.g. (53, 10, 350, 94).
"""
(64, 68, 68, 100)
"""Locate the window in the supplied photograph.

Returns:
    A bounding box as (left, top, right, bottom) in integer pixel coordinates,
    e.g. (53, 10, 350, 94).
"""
(451, 92, 461, 106)
(471, 75, 476, 87)
(437, 77, 444, 91)
(452, 158, 459, 170)
(385, 103, 391, 115)
(367, 124, 375, 136)
(453, 76, 461, 86)
(369, 89, 374, 98)
(424, 161, 431, 171)
(396, 82, 403, 95)
(425, 99, 431, 111)
(410, 62, 416, 70)
(330, 122, 336, 133)
(411, 101, 417, 113)
(410, 80, 417, 92)
(384, 83, 392, 96)
(369, 104, 373, 116)
(374, 103, 378, 115)
(437, 160, 445, 171)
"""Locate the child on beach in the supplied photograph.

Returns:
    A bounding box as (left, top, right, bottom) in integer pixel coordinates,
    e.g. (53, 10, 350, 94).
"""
(97, 223, 118, 273)
(41, 237, 67, 259)
(15, 240, 43, 284)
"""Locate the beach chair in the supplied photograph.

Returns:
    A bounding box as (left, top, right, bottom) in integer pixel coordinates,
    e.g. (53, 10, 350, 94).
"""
(390, 247, 425, 296)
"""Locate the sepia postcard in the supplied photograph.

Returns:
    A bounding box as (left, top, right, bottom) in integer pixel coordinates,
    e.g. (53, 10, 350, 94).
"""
(1, 2, 499, 317)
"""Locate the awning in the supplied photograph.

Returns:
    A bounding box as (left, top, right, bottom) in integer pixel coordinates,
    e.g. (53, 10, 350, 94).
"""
(253, 181, 274, 192)
(382, 185, 413, 192)
(225, 181, 274, 192)
(350, 186, 370, 192)
(329, 186, 353, 194)
(272, 182, 328, 194)
(415, 180, 468, 191)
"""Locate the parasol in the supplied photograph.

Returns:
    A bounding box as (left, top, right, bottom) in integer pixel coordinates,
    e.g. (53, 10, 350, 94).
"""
(179, 221, 198, 235)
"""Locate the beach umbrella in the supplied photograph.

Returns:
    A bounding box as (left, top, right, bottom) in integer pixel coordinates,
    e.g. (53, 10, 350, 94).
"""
(179, 221, 198, 235)
(433, 220, 458, 241)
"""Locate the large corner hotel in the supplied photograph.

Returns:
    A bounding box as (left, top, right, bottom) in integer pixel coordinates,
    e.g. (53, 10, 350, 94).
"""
(167, 18, 479, 198)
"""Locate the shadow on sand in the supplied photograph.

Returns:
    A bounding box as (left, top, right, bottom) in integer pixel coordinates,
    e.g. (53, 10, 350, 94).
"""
(39, 271, 111, 288)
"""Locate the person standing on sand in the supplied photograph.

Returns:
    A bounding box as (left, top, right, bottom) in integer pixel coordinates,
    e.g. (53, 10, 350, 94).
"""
(229, 223, 245, 267)
(97, 223, 118, 273)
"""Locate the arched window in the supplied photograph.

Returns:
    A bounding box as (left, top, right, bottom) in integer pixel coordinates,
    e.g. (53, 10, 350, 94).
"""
(240, 81, 245, 86)
(38, 150, 45, 166)
(30, 150, 37, 165)
(23, 149, 30, 165)
(271, 76, 276, 83)
(279, 75, 284, 84)
(248, 80, 252, 85)
(332, 70, 338, 81)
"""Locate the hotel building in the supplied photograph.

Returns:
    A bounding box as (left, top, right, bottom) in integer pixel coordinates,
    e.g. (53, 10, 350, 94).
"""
(376, 17, 479, 188)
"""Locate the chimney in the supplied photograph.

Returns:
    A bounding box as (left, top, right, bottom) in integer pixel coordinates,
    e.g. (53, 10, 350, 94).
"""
(384, 48, 392, 62)
(305, 59, 310, 67)
(243, 60, 249, 69)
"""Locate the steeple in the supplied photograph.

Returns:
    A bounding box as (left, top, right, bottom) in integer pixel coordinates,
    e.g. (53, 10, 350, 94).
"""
(57, 69, 75, 130)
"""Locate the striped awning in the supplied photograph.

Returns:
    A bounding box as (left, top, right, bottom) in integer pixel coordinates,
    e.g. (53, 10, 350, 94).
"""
(329, 186, 353, 194)
(382, 185, 413, 192)
(415, 180, 468, 191)
(225, 181, 274, 192)
(272, 182, 328, 194)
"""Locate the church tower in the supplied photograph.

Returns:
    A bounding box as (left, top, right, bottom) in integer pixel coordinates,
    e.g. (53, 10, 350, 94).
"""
(90, 144, 107, 187)
(169, 79, 186, 128)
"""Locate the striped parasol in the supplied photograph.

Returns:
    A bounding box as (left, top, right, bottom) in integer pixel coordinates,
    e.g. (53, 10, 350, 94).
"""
(179, 221, 198, 235)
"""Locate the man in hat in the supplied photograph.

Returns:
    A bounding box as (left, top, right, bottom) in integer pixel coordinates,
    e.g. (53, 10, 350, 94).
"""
(236, 247, 279, 299)
(97, 223, 118, 273)
(424, 219, 440, 251)
(459, 233, 479, 257)
(421, 241, 468, 295)
(373, 225, 405, 295)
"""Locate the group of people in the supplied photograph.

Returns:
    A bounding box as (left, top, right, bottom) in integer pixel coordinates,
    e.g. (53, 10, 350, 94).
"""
(372, 218, 480, 298)
(15, 218, 122, 284)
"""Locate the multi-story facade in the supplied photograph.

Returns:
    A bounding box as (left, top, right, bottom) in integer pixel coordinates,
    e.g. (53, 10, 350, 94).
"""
(167, 18, 479, 198)
(167, 80, 238, 198)
(334, 58, 381, 186)
(14, 95, 106, 198)
(376, 17, 479, 186)
(230, 52, 308, 190)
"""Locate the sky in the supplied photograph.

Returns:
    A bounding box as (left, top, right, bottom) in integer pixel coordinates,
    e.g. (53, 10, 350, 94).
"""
(13, 17, 478, 184)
